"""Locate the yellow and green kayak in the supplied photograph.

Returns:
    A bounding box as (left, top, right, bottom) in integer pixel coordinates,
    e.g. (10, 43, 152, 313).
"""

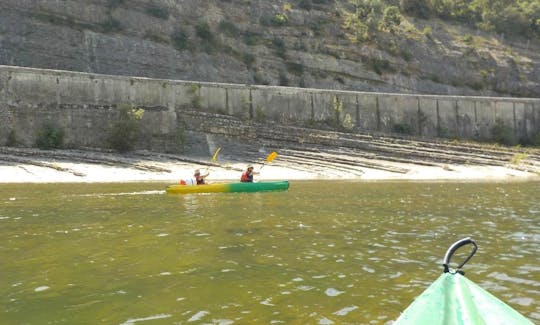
(166, 181, 289, 194)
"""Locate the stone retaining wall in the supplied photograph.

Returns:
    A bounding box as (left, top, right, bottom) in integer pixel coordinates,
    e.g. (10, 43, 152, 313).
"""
(1, 65, 539, 152)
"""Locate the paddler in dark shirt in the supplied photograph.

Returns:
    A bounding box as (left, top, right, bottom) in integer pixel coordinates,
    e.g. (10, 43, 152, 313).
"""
(194, 169, 209, 185)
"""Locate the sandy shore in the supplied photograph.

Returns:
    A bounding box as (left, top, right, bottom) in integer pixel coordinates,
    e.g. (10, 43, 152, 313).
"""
(1, 156, 538, 183)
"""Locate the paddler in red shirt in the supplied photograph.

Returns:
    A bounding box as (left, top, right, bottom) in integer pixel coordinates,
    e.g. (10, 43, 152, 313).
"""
(240, 165, 255, 182)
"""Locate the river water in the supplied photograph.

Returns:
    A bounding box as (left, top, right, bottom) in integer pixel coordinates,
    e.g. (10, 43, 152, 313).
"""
(1, 181, 539, 324)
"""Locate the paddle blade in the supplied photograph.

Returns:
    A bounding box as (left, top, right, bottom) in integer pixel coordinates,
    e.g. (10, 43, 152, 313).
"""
(211, 147, 222, 162)
(266, 151, 278, 163)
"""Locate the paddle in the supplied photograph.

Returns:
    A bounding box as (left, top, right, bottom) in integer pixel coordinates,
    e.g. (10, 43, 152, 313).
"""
(260, 151, 278, 170)
(211, 147, 221, 162)
(204, 147, 221, 173)
(202, 147, 222, 182)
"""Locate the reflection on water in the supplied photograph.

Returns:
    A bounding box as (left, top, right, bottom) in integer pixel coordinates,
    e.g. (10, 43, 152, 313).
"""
(0, 181, 538, 324)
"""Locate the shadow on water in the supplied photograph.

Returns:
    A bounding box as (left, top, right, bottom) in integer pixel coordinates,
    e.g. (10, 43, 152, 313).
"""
(0, 181, 538, 324)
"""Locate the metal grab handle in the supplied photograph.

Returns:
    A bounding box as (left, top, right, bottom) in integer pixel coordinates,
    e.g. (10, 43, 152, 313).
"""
(443, 237, 477, 274)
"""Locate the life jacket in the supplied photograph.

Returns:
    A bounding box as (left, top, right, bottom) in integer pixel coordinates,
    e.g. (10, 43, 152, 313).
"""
(241, 171, 253, 182)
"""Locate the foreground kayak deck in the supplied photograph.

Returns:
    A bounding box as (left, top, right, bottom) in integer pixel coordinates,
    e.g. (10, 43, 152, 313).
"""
(166, 181, 289, 194)
(394, 238, 533, 324)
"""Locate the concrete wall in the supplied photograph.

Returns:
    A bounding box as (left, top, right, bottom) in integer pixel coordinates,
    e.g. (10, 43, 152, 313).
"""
(1, 65, 539, 152)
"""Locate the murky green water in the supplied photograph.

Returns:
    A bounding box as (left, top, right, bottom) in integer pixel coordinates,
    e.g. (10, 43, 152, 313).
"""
(1, 181, 539, 324)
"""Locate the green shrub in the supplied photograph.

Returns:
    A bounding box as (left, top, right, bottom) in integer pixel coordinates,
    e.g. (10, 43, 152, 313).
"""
(480, 69, 489, 80)
(429, 74, 441, 83)
(35, 122, 65, 149)
(144, 30, 169, 43)
(491, 119, 516, 146)
(108, 104, 145, 152)
(195, 22, 218, 53)
(342, 113, 355, 130)
(175, 126, 185, 153)
(422, 26, 433, 40)
(380, 6, 401, 32)
(188, 84, 201, 108)
(171, 28, 190, 51)
(393, 123, 413, 135)
(33, 12, 75, 27)
(272, 13, 288, 26)
(255, 105, 267, 122)
(144, 3, 169, 19)
(369, 58, 396, 75)
(188, 84, 199, 95)
(107, 0, 124, 9)
(259, 14, 274, 26)
(220, 43, 236, 56)
(466, 80, 484, 90)
(253, 70, 270, 85)
(406, 0, 540, 38)
(279, 70, 289, 86)
(463, 34, 474, 44)
(218, 20, 240, 37)
(299, 0, 313, 10)
(286, 61, 304, 75)
(195, 22, 213, 41)
(333, 96, 343, 127)
(272, 38, 287, 59)
(101, 16, 122, 33)
(400, 0, 431, 19)
(6, 129, 17, 147)
(308, 20, 324, 36)
(533, 132, 540, 146)
(242, 53, 256, 67)
(400, 50, 413, 62)
(242, 31, 262, 45)
(517, 132, 540, 147)
(343, 0, 382, 37)
(510, 153, 527, 165)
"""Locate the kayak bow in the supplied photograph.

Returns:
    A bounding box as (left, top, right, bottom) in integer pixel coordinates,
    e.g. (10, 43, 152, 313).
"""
(395, 238, 533, 324)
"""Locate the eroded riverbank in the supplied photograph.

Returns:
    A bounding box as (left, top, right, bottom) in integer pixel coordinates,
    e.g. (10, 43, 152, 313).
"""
(0, 144, 539, 183)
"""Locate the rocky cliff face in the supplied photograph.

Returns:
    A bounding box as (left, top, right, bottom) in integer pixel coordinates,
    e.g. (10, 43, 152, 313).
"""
(1, 0, 539, 97)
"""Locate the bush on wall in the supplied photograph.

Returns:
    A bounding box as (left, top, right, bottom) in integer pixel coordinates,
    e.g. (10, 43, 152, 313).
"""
(6, 129, 17, 147)
(35, 122, 65, 149)
(533, 132, 540, 147)
(491, 118, 516, 146)
(108, 104, 145, 152)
